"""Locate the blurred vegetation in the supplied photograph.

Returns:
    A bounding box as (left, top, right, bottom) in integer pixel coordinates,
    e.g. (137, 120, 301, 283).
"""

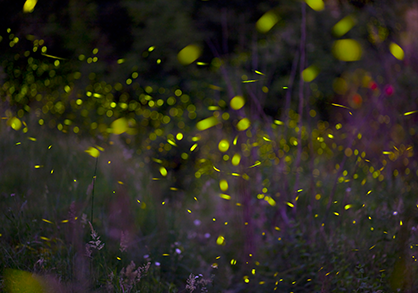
(1, 0, 418, 292)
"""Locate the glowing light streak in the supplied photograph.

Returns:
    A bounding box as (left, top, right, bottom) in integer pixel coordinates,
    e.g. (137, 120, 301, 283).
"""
(220, 180, 228, 191)
(216, 235, 225, 245)
(178, 44, 202, 65)
(159, 167, 168, 177)
(232, 153, 241, 166)
(167, 139, 177, 147)
(332, 15, 356, 37)
(256, 10, 280, 33)
(85, 147, 100, 158)
(305, 0, 324, 11)
(190, 143, 198, 152)
(196, 116, 218, 131)
(331, 103, 351, 110)
(218, 139, 230, 152)
(265, 196, 276, 206)
(219, 194, 231, 200)
(302, 65, 319, 82)
(389, 42, 404, 60)
(23, 0, 38, 13)
(332, 39, 362, 61)
(230, 96, 245, 110)
(41, 53, 66, 60)
(237, 118, 250, 131)
(111, 117, 129, 135)
(9, 117, 22, 131)
(403, 110, 418, 116)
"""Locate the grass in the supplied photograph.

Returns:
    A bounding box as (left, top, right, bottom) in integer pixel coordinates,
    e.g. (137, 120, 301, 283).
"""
(0, 109, 417, 292)
(2, 1, 418, 291)
(0, 121, 218, 292)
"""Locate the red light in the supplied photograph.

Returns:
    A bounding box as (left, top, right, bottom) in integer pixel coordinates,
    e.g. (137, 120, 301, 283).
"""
(369, 81, 377, 90)
(384, 85, 394, 96)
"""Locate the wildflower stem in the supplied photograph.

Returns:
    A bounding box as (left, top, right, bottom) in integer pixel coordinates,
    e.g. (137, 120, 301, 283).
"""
(90, 157, 98, 224)
(293, 0, 306, 214)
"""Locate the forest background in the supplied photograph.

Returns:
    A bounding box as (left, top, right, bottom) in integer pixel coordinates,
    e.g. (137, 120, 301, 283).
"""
(1, 0, 418, 292)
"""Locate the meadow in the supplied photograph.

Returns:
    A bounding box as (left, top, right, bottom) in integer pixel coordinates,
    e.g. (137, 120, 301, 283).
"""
(1, 96, 417, 292)
(2, 1, 418, 292)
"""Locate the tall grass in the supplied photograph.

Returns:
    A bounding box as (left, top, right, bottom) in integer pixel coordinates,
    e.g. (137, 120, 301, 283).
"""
(1, 103, 417, 292)
(1, 3, 418, 291)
